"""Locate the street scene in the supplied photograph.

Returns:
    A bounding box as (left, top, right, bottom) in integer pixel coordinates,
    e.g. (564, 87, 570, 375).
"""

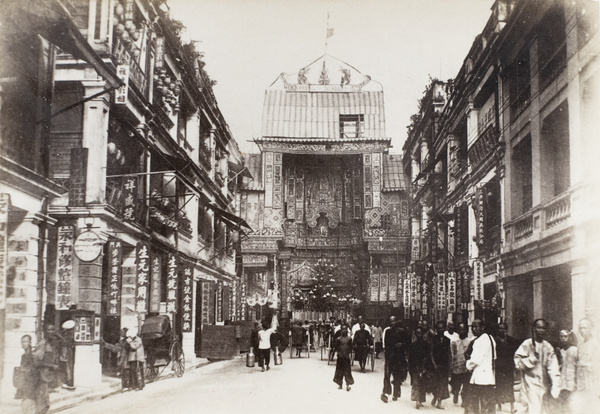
(1, 0, 599, 413)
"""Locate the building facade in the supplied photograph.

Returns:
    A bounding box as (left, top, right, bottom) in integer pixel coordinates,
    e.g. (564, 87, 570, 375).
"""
(403, 0, 600, 340)
(240, 56, 410, 325)
(0, 0, 248, 397)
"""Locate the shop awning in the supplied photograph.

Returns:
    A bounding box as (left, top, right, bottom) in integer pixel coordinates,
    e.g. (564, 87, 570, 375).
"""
(2, 0, 123, 89)
(211, 205, 252, 233)
(228, 161, 253, 179)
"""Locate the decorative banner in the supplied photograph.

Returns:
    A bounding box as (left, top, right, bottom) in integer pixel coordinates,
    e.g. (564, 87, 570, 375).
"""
(447, 271, 457, 313)
(122, 176, 137, 221)
(437, 273, 446, 312)
(411, 236, 420, 262)
(135, 242, 150, 314)
(421, 280, 429, 315)
(55, 226, 75, 310)
(115, 64, 129, 104)
(0, 194, 9, 310)
(388, 272, 398, 302)
(166, 253, 178, 313)
(380, 271, 389, 302)
(473, 261, 484, 301)
(149, 255, 162, 313)
(370, 273, 380, 302)
(107, 239, 122, 316)
(181, 263, 193, 332)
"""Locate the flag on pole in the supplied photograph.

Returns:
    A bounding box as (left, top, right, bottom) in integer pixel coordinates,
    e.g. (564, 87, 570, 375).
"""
(327, 28, 334, 38)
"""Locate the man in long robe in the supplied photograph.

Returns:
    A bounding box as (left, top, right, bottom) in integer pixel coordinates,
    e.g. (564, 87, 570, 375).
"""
(572, 318, 600, 413)
(514, 319, 560, 414)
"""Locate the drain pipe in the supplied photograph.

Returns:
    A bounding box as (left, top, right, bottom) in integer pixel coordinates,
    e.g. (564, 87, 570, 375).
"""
(35, 195, 48, 343)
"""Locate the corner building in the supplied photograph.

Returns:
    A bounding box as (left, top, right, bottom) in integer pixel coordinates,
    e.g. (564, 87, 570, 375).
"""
(240, 56, 410, 325)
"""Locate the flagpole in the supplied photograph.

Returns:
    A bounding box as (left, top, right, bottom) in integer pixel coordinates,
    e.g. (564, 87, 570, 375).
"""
(325, 12, 329, 57)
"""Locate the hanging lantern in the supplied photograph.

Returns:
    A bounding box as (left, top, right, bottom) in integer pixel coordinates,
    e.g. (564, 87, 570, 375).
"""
(115, 24, 125, 36)
(124, 20, 134, 32)
(115, 3, 124, 16)
(107, 142, 117, 155)
(131, 31, 140, 41)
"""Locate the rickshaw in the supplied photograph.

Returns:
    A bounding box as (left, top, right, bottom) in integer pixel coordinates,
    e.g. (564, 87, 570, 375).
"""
(140, 315, 185, 382)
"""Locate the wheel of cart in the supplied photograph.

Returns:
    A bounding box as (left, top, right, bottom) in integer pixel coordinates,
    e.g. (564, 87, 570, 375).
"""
(169, 340, 185, 377)
(141, 315, 185, 382)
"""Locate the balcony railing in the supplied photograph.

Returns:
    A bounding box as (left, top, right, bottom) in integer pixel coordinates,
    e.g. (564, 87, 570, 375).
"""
(504, 189, 573, 246)
(468, 124, 500, 169)
(511, 84, 531, 120)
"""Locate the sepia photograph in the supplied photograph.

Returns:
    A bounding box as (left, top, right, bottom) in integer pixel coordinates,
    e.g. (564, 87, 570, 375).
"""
(0, 0, 599, 413)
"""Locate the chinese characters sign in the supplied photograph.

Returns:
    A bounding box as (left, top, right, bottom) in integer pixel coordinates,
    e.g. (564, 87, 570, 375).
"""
(403, 277, 411, 317)
(115, 64, 129, 104)
(122, 177, 137, 222)
(56, 226, 75, 310)
(107, 239, 122, 316)
(0, 194, 8, 310)
(135, 242, 150, 314)
(166, 253, 178, 313)
(436, 273, 446, 313)
(149, 255, 162, 313)
(447, 272, 457, 313)
(473, 260, 484, 301)
(181, 263, 193, 332)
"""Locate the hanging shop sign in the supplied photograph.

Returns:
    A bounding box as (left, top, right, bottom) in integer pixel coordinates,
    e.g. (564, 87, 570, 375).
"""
(403, 277, 411, 317)
(389, 272, 398, 302)
(135, 242, 150, 313)
(56, 226, 75, 310)
(122, 176, 138, 221)
(0, 194, 9, 310)
(166, 253, 178, 313)
(410, 273, 418, 310)
(115, 64, 129, 104)
(73, 230, 103, 262)
(240, 282, 247, 319)
(149, 254, 162, 313)
(380, 271, 389, 302)
(437, 273, 446, 313)
(201, 281, 211, 324)
(107, 239, 122, 316)
(217, 281, 223, 323)
(181, 263, 193, 332)
(447, 272, 457, 313)
(370, 273, 380, 302)
(473, 260, 484, 301)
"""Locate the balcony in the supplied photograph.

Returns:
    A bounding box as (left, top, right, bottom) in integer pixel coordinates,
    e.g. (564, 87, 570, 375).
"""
(504, 189, 574, 248)
(468, 124, 500, 169)
(511, 84, 530, 120)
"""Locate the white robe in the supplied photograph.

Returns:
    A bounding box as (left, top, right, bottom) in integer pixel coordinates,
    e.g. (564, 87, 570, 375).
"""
(514, 339, 560, 414)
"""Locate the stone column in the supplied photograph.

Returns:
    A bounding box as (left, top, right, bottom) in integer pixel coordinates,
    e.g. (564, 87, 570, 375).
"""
(81, 80, 110, 204)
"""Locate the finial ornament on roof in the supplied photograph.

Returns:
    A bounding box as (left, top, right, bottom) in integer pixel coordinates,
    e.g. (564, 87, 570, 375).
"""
(298, 67, 309, 85)
(319, 61, 329, 85)
(340, 68, 351, 87)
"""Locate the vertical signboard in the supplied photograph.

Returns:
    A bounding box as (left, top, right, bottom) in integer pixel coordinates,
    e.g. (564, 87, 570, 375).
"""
(216, 281, 223, 323)
(107, 239, 122, 316)
(149, 255, 162, 313)
(379, 271, 388, 302)
(370, 272, 380, 302)
(122, 176, 137, 221)
(201, 281, 211, 324)
(447, 272, 457, 313)
(403, 277, 411, 317)
(69, 148, 88, 207)
(0, 194, 9, 310)
(473, 261, 484, 301)
(388, 272, 398, 302)
(115, 64, 129, 104)
(166, 254, 178, 313)
(181, 263, 193, 332)
(240, 282, 247, 320)
(410, 273, 418, 311)
(135, 242, 150, 314)
(437, 273, 446, 315)
(56, 226, 75, 310)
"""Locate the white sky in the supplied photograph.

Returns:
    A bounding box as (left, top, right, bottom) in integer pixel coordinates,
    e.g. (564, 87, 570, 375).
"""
(168, 0, 496, 155)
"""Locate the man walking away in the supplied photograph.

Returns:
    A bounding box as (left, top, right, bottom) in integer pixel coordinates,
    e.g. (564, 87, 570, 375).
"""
(409, 327, 433, 409)
(450, 322, 472, 407)
(494, 322, 517, 413)
(257, 320, 275, 372)
(380, 316, 411, 403)
(333, 324, 354, 391)
(353, 322, 372, 372)
(431, 321, 451, 409)
(372, 321, 383, 359)
(465, 319, 496, 414)
(514, 318, 560, 414)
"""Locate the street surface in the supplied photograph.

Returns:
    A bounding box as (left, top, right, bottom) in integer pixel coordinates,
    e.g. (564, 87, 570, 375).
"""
(59, 351, 519, 414)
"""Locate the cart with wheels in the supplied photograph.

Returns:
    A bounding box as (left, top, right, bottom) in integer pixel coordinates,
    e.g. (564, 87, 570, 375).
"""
(140, 315, 185, 382)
